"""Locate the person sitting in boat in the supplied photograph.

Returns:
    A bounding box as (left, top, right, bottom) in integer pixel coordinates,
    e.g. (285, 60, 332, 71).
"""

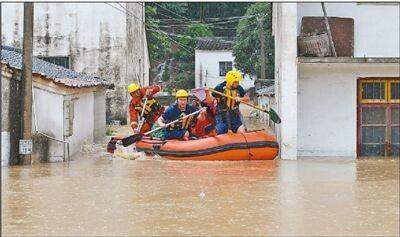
(190, 91, 217, 138)
(128, 83, 164, 134)
(157, 89, 197, 140)
(212, 70, 249, 135)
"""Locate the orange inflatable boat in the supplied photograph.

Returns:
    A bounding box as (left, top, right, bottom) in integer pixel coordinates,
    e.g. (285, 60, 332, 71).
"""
(135, 130, 279, 161)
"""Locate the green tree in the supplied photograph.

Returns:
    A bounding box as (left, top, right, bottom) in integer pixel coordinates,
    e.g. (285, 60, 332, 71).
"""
(145, 5, 171, 64)
(232, 3, 274, 79)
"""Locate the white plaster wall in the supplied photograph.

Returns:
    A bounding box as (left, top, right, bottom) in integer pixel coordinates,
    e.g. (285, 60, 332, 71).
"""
(67, 92, 94, 156)
(298, 63, 400, 157)
(274, 3, 298, 160)
(297, 3, 400, 57)
(93, 90, 106, 141)
(33, 87, 65, 161)
(1, 132, 10, 167)
(2, 3, 149, 123)
(195, 50, 254, 90)
(1, 3, 127, 71)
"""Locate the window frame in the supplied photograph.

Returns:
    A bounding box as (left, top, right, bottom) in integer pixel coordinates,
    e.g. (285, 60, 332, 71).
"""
(389, 80, 400, 103)
(219, 61, 233, 77)
(359, 79, 388, 104)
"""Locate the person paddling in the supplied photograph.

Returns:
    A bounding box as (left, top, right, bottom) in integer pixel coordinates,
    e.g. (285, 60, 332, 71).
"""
(212, 70, 250, 135)
(127, 83, 164, 134)
(157, 89, 197, 140)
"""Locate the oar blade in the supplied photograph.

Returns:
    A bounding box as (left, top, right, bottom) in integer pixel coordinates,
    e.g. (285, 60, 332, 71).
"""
(121, 134, 143, 147)
(268, 108, 281, 124)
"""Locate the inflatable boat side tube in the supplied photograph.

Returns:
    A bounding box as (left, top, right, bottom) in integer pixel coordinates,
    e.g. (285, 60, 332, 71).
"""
(137, 141, 279, 157)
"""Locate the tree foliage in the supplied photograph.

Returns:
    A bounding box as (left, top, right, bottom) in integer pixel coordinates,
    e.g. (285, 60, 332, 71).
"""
(232, 3, 274, 79)
(145, 5, 171, 63)
(145, 2, 266, 88)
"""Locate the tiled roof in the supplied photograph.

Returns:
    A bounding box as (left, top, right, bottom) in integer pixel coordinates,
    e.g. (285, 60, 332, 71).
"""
(196, 37, 234, 50)
(1, 45, 110, 88)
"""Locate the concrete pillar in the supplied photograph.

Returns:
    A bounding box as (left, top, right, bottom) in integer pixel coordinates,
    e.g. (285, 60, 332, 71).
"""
(276, 3, 298, 160)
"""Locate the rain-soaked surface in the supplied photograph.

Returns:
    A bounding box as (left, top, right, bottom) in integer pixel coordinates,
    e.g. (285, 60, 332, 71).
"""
(2, 120, 399, 236)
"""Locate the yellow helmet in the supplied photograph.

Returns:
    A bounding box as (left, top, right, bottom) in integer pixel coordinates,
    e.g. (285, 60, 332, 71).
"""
(225, 70, 243, 86)
(175, 89, 189, 98)
(127, 83, 140, 93)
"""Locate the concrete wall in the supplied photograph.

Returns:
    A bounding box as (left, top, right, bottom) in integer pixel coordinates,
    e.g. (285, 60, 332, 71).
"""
(298, 63, 400, 157)
(1, 68, 11, 133)
(297, 3, 400, 57)
(2, 68, 12, 166)
(1, 68, 103, 165)
(67, 92, 95, 156)
(273, 3, 298, 160)
(33, 87, 65, 161)
(195, 50, 254, 90)
(93, 89, 106, 141)
(1, 2, 149, 123)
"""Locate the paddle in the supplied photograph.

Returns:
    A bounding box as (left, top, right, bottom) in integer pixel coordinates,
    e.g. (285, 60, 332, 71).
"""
(107, 107, 206, 153)
(136, 97, 148, 133)
(195, 87, 281, 124)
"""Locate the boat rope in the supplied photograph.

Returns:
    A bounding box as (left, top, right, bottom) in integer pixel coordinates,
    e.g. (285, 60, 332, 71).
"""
(240, 132, 253, 160)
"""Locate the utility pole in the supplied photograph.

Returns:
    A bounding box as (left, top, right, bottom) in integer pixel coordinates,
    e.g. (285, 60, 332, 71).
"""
(258, 15, 266, 80)
(255, 16, 267, 96)
(20, 3, 34, 165)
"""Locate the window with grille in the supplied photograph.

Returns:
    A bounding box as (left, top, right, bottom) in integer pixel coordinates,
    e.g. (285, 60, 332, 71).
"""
(219, 61, 233, 77)
(358, 78, 400, 157)
(38, 56, 70, 69)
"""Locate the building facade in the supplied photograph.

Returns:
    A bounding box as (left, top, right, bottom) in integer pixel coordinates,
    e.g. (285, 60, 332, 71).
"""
(1, 2, 149, 124)
(195, 37, 254, 90)
(1, 46, 109, 166)
(273, 3, 400, 159)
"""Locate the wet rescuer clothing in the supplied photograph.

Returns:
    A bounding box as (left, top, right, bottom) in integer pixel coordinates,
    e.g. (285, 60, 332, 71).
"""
(162, 103, 197, 139)
(212, 81, 246, 134)
(129, 85, 164, 133)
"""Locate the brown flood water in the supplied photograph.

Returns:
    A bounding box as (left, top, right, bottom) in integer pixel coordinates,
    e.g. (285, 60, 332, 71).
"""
(2, 151, 399, 236)
(2, 121, 399, 236)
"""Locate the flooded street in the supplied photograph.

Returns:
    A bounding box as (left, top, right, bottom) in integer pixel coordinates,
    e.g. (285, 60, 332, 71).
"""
(2, 115, 399, 236)
(2, 142, 399, 236)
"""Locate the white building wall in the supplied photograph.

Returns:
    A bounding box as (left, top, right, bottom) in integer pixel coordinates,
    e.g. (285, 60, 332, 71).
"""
(297, 3, 400, 57)
(67, 92, 95, 156)
(2, 2, 149, 122)
(298, 63, 400, 157)
(195, 50, 254, 90)
(274, 3, 298, 160)
(93, 90, 106, 141)
(33, 87, 65, 161)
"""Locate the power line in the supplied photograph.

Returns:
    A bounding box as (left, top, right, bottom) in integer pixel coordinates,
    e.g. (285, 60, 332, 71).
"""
(153, 2, 191, 21)
(158, 14, 259, 27)
(105, 3, 142, 23)
(105, 2, 193, 54)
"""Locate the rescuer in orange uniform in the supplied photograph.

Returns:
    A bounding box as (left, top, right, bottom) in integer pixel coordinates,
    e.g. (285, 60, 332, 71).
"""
(127, 83, 164, 134)
(190, 90, 217, 138)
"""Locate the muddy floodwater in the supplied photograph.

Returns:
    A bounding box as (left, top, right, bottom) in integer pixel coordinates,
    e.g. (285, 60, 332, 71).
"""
(2, 118, 399, 236)
(2, 149, 399, 236)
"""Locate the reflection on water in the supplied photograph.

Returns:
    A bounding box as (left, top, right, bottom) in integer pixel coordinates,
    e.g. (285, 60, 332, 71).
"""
(2, 154, 398, 236)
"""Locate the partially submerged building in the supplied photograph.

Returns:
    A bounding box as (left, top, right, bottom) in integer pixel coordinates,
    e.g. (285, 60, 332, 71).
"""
(1, 3, 149, 123)
(1, 45, 110, 166)
(272, 3, 399, 159)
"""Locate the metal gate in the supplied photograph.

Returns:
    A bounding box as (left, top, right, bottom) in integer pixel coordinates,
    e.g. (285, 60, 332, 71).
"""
(357, 78, 400, 157)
